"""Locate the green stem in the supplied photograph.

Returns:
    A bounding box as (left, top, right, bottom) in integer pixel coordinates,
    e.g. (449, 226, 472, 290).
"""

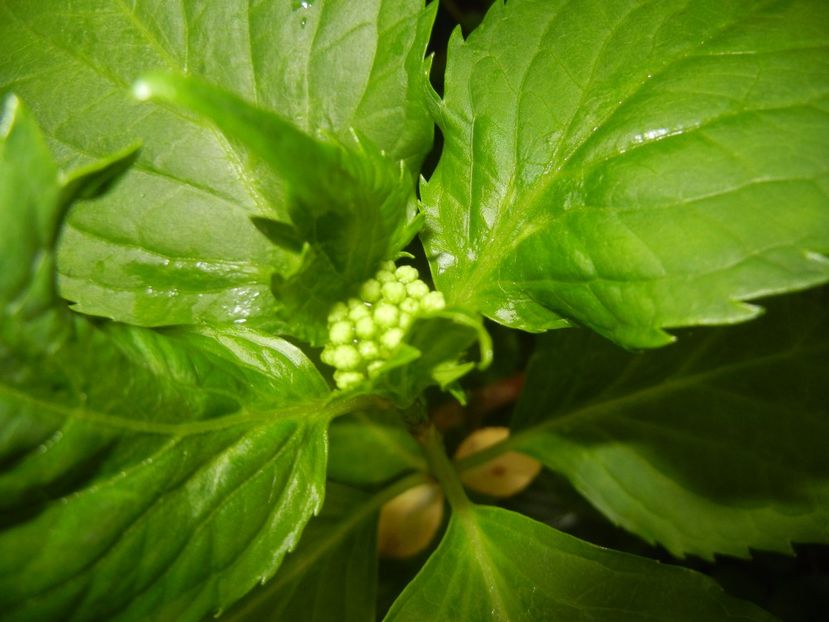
(416, 422, 471, 512)
(326, 393, 396, 420)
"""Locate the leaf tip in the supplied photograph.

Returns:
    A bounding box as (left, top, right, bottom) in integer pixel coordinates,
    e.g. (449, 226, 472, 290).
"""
(730, 300, 764, 322)
(448, 23, 465, 49)
(609, 325, 677, 349)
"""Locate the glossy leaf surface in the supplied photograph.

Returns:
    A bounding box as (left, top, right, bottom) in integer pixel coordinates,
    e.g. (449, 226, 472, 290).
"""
(512, 288, 829, 559)
(134, 73, 420, 343)
(385, 505, 773, 621)
(423, 0, 829, 347)
(0, 104, 337, 621)
(0, 0, 435, 327)
(0, 94, 137, 352)
(0, 324, 334, 622)
(0, 95, 61, 355)
(0, 94, 59, 316)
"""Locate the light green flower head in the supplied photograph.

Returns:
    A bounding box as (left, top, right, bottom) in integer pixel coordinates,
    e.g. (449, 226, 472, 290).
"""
(321, 261, 445, 389)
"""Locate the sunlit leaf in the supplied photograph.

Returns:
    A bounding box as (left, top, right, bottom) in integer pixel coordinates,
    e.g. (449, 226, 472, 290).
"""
(423, 0, 829, 347)
(385, 505, 774, 621)
(0, 0, 436, 328)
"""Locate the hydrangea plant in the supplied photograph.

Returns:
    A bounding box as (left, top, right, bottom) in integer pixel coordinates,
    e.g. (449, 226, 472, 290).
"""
(1, 1, 828, 621)
(322, 261, 445, 388)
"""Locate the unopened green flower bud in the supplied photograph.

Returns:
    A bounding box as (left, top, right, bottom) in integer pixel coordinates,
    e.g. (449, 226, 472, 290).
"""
(354, 316, 376, 339)
(400, 297, 420, 314)
(374, 302, 399, 328)
(382, 281, 407, 304)
(395, 265, 419, 284)
(367, 360, 385, 377)
(406, 280, 430, 299)
(329, 320, 354, 344)
(376, 269, 395, 283)
(360, 279, 382, 303)
(320, 346, 337, 366)
(349, 302, 371, 321)
(333, 344, 360, 370)
(334, 370, 364, 389)
(399, 297, 419, 314)
(328, 302, 348, 323)
(421, 291, 446, 312)
(358, 340, 380, 360)
(381, 327, 404, 350)
(323, 259, 449, 388)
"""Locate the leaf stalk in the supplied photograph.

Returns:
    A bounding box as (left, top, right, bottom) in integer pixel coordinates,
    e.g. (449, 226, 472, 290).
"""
(416, 421, 471, 512)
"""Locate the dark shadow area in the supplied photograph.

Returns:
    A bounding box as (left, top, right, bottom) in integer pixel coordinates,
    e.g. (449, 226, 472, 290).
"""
(0, 441, 117, 530)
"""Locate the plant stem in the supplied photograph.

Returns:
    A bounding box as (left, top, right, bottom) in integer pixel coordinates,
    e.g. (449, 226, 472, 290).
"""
(326, 393, 396, 420)
(416, 421, 471, 513)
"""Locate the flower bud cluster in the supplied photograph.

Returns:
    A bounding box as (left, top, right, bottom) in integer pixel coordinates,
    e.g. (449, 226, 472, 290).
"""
(322, 261, 445, 389)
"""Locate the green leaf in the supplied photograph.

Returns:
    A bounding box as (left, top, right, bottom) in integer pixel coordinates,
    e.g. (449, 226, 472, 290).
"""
(0, 94, 60, 311)
(251, 217, 305, 254)
(0, 319, 339, 622)
(0, 95, 136, 353)
(368, 308, 493, 407)
(510, 287, 829, 559)
(0, 0, 436, 328)
(57, 143, 141, 214)
(328, 411, 426, 487)
(385, 505, 774, 621)
(135, 72, 420, 343)
(0, 114, 340, 617)
(222, 482, 379, 622)
(422, 0, 829, 347)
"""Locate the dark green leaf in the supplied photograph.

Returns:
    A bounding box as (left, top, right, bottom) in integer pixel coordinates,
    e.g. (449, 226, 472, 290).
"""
(0, 0, 436, 328)
(369, 308, 493, 407)
(0, 95, 135, 352)
(385, 505, 774, 621)
(0, 93, 60, 311)
(251, 217, 305, 254)
(422, 0, 829, 347)
(0, 319, 336, 622)
(511, 287, 829, 559)
(328, 411, 426, 487)
(1, 114, 340, 618)
(222, 482, 379, 622)
(57, 143, 141, 215)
